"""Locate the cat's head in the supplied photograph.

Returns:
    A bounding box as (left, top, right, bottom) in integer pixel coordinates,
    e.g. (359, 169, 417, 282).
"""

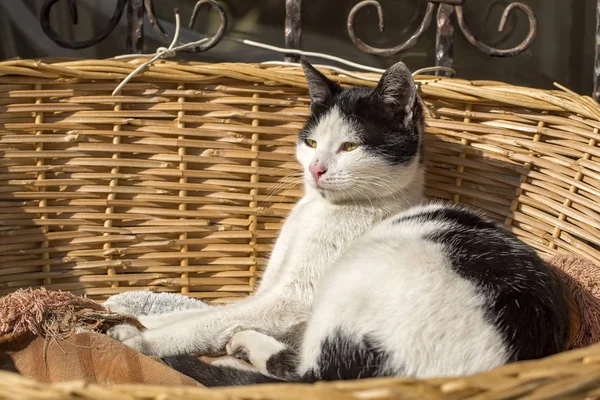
(297, 59, 424, 205)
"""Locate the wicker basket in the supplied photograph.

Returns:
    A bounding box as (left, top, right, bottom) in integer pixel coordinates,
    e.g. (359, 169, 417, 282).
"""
(1, 59, 600, 398)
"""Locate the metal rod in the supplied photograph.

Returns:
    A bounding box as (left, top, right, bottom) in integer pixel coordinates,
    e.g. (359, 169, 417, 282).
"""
(285, 0, 302, 62)
(595, 0, 600, 102)
(435, 3, 454, 77)
(126, 0, 144, 53)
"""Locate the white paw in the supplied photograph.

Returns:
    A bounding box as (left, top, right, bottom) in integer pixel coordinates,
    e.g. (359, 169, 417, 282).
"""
(107, 324, 144, 352)
(226, 330, 285, 373)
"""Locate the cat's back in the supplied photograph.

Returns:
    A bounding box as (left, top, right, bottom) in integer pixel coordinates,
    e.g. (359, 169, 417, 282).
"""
(383, 203, 570, 362)
(306, 202, 570, 378)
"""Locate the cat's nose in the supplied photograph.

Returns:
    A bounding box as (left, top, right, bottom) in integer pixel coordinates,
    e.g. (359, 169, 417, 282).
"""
(309, 164, 327, 181)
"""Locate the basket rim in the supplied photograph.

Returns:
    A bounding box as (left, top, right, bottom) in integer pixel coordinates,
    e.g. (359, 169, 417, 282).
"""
(1, 59, 599, 120)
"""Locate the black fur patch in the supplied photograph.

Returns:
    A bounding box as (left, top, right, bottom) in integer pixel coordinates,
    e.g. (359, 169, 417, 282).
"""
(265, 348, 299, 380)
(299, 85, 423, 166)
(304, 330, 391, 381)
(419, 206, 570, 361)
(393, 206, 496, 229)
(162, 354, 283, 387)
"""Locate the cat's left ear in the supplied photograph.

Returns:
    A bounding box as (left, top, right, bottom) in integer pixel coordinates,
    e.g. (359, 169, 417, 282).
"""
(370, 62, 417, 123)
(301, 58, 341, 106)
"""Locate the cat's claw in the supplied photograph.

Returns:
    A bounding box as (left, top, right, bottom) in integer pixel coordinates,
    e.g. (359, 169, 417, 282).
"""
(226, 338, 250, 362)
(107, 324, 145, 352)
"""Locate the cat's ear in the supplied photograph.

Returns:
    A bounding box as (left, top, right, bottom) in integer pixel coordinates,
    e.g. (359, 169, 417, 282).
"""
(301, 58, 340, 105)
(370, 62, 417, 122)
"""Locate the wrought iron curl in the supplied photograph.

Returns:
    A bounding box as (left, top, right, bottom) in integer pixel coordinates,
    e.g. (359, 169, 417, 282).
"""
(40, 0, 227, 53)
(346, 0, 537, 58)
(347, 0, 436, 57)
(456, 2, 537, 57)
(40, 0, 127, 49)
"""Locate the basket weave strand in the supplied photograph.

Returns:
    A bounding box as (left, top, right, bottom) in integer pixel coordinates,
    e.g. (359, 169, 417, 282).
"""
(1, 59, 600, 398)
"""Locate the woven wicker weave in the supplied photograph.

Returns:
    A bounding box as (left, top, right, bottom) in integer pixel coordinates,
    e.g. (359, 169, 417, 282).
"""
(1, 59, 600, 398)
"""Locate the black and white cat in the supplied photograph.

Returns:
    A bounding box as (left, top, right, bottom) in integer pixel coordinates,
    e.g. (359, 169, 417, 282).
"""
(108, 60, 570, 385)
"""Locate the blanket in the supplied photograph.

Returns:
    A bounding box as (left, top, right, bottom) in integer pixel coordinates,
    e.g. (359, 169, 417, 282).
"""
(104, 291, 209, 316)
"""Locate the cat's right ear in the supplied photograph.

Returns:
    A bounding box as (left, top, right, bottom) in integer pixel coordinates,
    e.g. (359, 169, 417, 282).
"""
(370, 61, 417, 123)
(301, 58, 340, 106)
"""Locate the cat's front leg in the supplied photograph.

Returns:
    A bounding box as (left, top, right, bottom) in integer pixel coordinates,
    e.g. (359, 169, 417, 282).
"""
(108, 296, 307, 357)
(108, 308, 246, 356)
(108, 312, 244, 356)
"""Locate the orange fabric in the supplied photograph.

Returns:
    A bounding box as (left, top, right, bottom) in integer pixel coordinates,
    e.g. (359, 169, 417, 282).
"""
(547, 254, 600, 350)
(0, 332, 202, 386)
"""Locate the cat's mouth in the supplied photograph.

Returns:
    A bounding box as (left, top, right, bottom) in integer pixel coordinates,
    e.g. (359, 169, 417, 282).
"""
(310, 179, 326, 190)
(311, 180, 344, 193)
(306, 174, 348, 194)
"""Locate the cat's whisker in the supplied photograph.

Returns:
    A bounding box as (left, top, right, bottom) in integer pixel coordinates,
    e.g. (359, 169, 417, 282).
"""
(260, 183, 303, 207)
(260, 172, 305, 206)
(363, 176, 412, 205)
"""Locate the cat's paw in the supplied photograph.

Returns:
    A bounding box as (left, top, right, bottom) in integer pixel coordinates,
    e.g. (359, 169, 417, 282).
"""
(107, 324, 144, 352)
(226, 330, 285, 373)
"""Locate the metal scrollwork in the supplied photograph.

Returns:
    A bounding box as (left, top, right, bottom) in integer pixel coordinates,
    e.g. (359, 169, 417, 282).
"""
(38, 0, 600, 102)
(40, 0, 228, 53)
(347, 0, 436, 58)
(455, 2, 537, 57)
(347, 0, 538, 71)
(41, 0, 127, 49)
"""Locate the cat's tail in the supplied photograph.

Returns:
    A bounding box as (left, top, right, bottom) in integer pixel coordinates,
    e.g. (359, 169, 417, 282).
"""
(162, 354, 285, 387)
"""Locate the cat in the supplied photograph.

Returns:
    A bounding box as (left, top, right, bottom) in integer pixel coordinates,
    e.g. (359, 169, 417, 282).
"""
(108, 59, 570, 385)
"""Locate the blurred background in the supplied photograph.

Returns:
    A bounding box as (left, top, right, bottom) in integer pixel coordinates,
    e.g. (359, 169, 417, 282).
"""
(0, 0, 595, 96)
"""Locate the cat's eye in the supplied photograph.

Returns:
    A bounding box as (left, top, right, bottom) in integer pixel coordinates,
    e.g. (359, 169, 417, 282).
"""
(343, 142, 359, 152)
(305, 139, 317, 148)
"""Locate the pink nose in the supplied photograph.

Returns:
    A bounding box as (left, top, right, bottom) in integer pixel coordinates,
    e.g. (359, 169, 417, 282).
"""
(309, 164, 327, 181)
